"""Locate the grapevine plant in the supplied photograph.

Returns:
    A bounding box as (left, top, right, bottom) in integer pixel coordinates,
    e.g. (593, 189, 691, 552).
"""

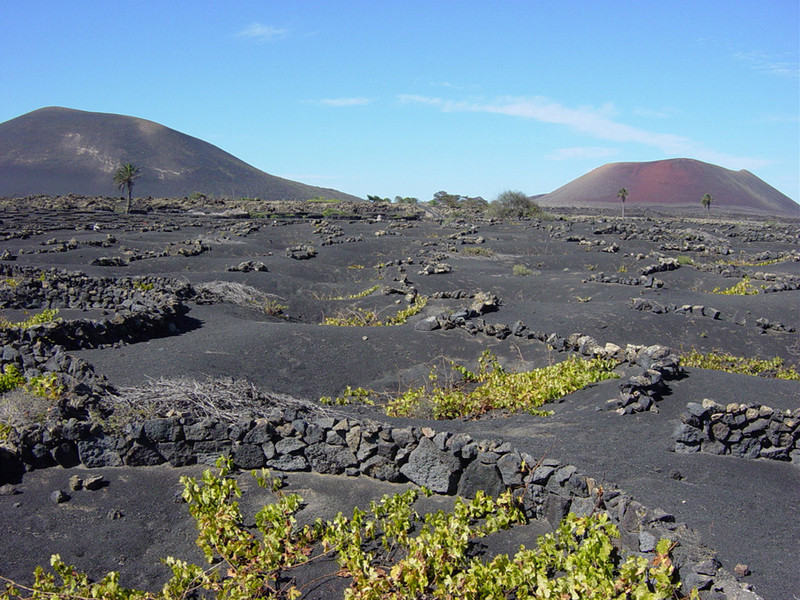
(386, 351, 620, 419)
(0, 457, 693, 600)
(680, 349, 800, 381)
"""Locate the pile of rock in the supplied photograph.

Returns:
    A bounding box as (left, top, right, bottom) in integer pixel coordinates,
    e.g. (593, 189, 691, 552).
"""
(587, 272, 665, 288)
(631, 298, 721, 320)
(674, 400, 800, 462)
(285, 245, 317, 260)
(227, 260, 268, 273)
(641, 257, 681, 275)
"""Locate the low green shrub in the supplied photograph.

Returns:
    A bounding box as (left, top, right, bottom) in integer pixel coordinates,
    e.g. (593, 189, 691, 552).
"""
(323, 296, 428, 327)
(487, 190, 541, 219)
(132, 281, 154, 291)
(0, 367, 64, 435)
(512, 264, 532, 276)
(711, 277, 760, 295)
(386, 351, 619, 419)
(0, 365, 25, 394)
(0, 308, 61, 329)
(319, 385, 375, 406)
(263, 299, 288, 317)
(461, 247, 494, 257)
(680, 349, 800, 380)
(326, 285, 381, 301)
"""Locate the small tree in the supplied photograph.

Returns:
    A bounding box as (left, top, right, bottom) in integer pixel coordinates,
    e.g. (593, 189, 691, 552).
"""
(616, 188, 629, 218)
(488, 190, 540, 219)
(113, 163, 141, 214)
(701, 193, 713, 215)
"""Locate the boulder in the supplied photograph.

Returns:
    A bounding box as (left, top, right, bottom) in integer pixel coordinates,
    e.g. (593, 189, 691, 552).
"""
(399, 437, 462, 493)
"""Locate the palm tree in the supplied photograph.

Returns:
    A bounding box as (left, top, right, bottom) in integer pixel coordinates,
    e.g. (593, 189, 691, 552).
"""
(616, 188, 629, 218)
(701, 193, 713, 216)
(113, 163, 141, 214)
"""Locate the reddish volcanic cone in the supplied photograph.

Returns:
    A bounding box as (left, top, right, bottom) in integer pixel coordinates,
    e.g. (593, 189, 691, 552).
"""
(538, 158, 798, 216)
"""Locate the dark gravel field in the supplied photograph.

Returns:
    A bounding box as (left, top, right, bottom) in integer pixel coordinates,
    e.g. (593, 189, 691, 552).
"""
(0, 201, 797, 599)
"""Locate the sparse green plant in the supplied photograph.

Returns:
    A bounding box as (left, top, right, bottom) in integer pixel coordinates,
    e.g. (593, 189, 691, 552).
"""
(711, 277, 760, 295)
(326, 285, 381, 301)
(616, 264, 628, 273)
(347, 264, 365, 270)
(680, 349, 800, 380)
(0, 456, 691, 600)
(319, 385, 375, 406)
(676, 255, 694, 266)
(512, 264, 532, 276)
(25, 372, 64, 400)
(0, 308, 61, 330)
(263, 299, 288, 317)
(133, 281, 154, 291)
(715, 256, 789, 267)
(322, 307, 381, 327)
(384, 296, 428, 325)
(0, 368, 64, 435)
(386, 351, 619, 419)
(323, 296, 428, 327)
(0, 365, 25, 394)
(585, 264, 598, 272)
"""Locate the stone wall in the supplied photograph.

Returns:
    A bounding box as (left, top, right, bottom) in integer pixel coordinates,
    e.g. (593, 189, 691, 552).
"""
(631, 297, 796, 333)
(674, 400, 800, 463)
(0, 398, 761, 596)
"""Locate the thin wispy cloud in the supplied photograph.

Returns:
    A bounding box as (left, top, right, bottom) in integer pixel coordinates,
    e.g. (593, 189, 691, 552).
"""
(398, 94, 688, 153)
(546, 147, 619, 161)
(634, 106, 680, 119)
(319, 97, 373, 107)
(734, 50, 799, 79)
(398, 94, 769, 170)
(237, 22, 289, 42)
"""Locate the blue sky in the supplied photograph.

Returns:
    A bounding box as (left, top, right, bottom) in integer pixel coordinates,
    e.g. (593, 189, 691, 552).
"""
(1, 1, 798, 201)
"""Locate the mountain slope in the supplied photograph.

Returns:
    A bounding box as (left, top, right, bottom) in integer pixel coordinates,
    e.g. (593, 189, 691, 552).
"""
(0, 107, 361, 201)
(537, 158, 798, 216)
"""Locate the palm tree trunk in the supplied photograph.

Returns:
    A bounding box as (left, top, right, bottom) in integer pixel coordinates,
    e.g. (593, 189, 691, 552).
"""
(126, 186, 132, 214)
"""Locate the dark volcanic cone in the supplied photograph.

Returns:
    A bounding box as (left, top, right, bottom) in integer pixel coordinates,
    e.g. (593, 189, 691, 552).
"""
(538, 158, 798, 216)
(0, 106, 362, 201)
